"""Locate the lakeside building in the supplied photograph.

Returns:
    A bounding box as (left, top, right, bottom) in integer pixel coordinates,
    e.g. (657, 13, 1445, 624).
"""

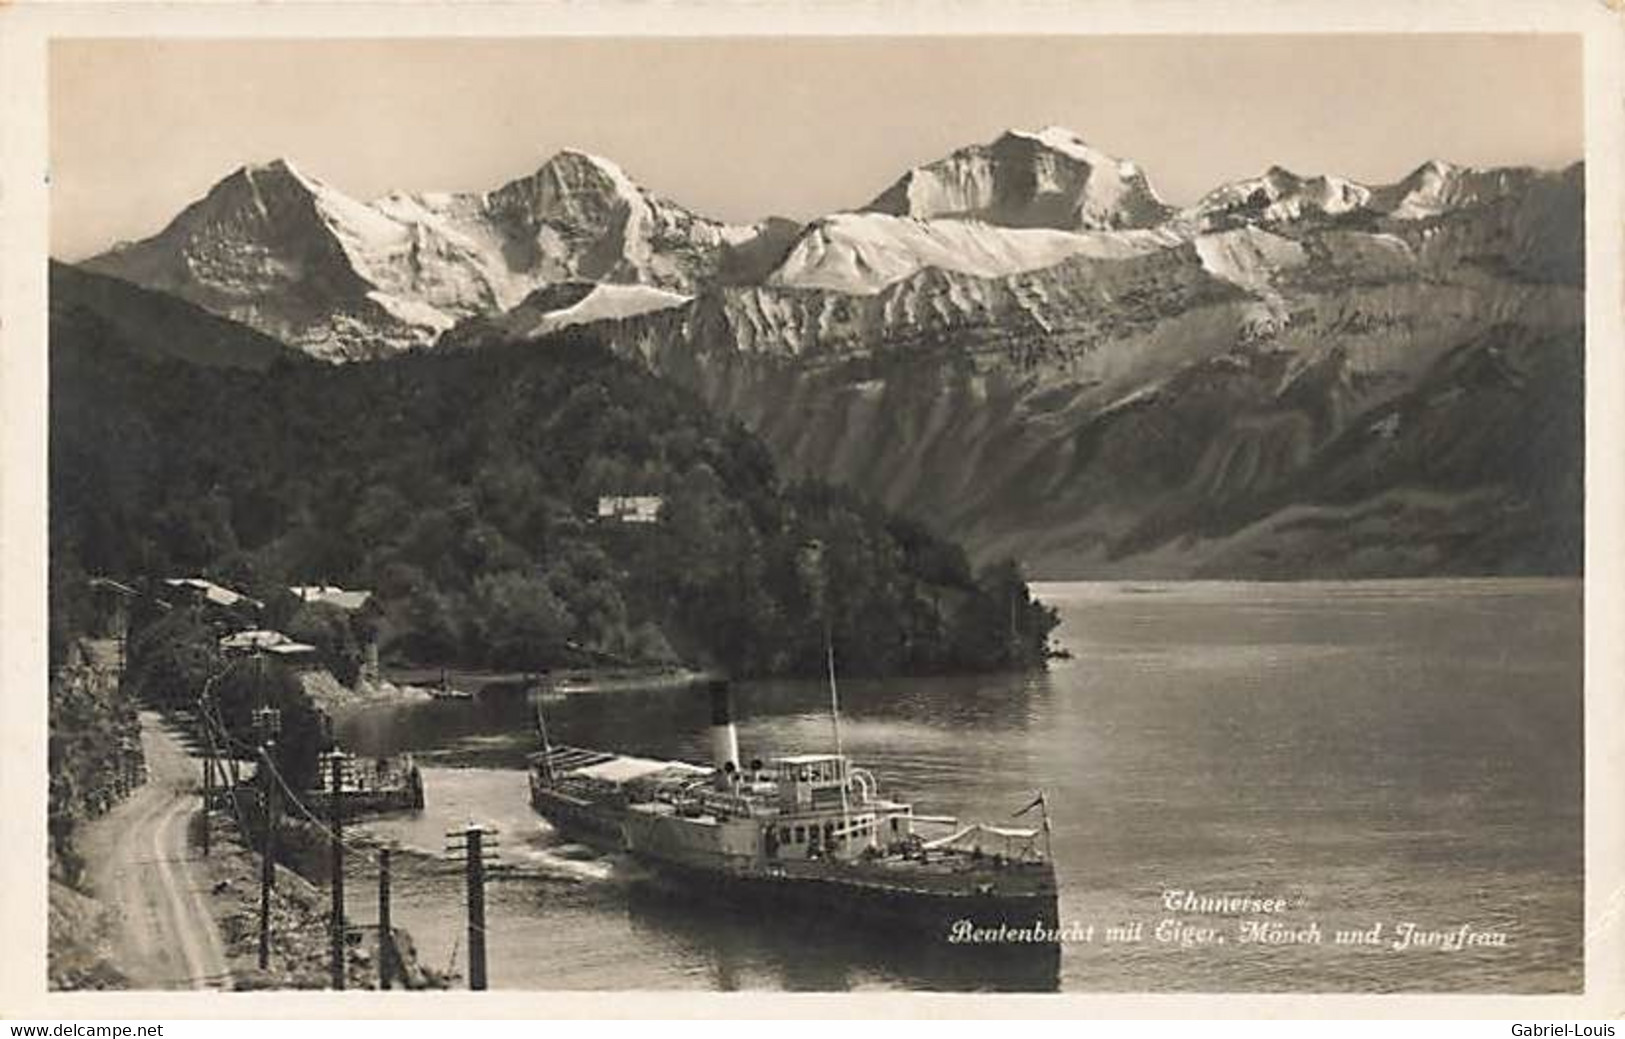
(597, 495, 664, 524)
(219, 628, 318, 660)
(85, 576, 142, 642)
(164, 577, 264, 612)
(164, 576, 264, 631)
(289, 584, 373, 611)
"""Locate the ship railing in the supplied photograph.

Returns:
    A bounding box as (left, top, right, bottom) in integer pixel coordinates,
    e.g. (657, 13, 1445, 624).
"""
(694, 788, 780, 818)
(529, 745, 617, 774)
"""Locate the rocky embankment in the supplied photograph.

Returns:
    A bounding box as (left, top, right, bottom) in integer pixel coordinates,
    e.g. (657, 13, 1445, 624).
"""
(48, 640, 145, 989)
(202, 810, 450, 990)
(297, 668, 432, 718)
(49, 640, 145, 881)
(48, 881, 130, 990)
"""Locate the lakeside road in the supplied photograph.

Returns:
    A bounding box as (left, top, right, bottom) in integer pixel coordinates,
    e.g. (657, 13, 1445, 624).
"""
(77, 709, 231, 989)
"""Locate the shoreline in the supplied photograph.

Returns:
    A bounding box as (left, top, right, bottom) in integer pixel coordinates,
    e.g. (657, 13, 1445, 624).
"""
(53, 708, 449, 991)
(198, 812, 451, 991)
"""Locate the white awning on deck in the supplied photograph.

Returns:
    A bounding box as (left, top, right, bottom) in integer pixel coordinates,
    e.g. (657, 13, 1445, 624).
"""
(573, 756, 709, 785)
(920, 823, 1043, 860)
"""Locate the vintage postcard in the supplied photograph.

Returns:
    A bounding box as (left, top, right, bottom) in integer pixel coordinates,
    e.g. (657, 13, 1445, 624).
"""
(1, 0, 1621, 1019)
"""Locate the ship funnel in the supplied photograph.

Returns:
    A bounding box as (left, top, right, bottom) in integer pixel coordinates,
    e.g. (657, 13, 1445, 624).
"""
(708, 679, 740, 771)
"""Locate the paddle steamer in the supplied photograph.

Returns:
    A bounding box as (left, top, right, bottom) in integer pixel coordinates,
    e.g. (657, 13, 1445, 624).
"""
(527, 680, 1059, 940)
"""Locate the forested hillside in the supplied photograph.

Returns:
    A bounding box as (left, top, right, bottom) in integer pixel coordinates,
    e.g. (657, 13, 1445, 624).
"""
(50, 303, 1056, 678)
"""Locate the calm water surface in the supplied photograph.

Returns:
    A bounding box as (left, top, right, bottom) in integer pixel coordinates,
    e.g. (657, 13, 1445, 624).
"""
(333, 579, 1582, 992)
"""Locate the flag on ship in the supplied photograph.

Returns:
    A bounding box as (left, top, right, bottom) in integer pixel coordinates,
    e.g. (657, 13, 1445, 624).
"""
(1013, 791, 1048, 825)
(1014, 791, 1054, 862)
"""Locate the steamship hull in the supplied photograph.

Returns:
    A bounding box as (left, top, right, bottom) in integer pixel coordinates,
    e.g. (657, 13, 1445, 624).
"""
(531, 783, 1061, 941)
(529, 678, 1061, 963)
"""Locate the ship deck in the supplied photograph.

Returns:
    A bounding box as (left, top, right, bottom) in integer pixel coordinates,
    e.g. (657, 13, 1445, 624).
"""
(532, 745, 1055, 897)
(533, 745, 621, 772)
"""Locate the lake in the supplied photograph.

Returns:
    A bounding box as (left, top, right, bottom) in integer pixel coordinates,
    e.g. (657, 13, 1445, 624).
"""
(332, 578, 1583, 992)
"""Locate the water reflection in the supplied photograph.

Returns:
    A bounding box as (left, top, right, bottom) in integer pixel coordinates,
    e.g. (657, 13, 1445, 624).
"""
(339, 668, 1051, 775)
(620, 883, 1060, 992)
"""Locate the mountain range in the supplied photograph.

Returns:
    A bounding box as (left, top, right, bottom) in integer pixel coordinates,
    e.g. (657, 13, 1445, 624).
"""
(72, 126, 1585, 577)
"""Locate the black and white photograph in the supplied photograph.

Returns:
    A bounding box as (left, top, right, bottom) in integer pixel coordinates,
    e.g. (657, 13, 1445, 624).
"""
(6, 7, 1621, 1015)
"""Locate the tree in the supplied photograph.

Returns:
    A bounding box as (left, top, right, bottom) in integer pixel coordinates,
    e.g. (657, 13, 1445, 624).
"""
(211, 661, 329, 793)
(398, 584, 466, 663)
(286, 601, 363, 686)
(470, 570, 576, 669)
(127, 608, 224, 709)
(52, 324, 1060, 682)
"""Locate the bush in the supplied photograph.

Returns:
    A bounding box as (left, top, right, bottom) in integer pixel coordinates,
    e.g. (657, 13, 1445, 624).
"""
(286, 602, 362, 686)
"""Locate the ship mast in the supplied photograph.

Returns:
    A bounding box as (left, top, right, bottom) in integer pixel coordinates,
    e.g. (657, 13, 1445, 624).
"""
(803, 537, 853, 854)
(532, 673, 554, 776)
(826, 616, 853, 852)
(825, 615, 843, 759)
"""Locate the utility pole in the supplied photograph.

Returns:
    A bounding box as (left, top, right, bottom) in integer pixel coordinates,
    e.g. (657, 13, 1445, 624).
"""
(377, 845, 394, 990)
(259, 769, 279, 970)
(196, 661, 237, 858)
(445, 823, 499, 990)
(465, 827, 487, 991)
(200, 714, 213, 857)
(197, 708, 237, 856)
(116, 736, 135, 798)
(252, 707, 281, 972)
(329, 753, 347, 991)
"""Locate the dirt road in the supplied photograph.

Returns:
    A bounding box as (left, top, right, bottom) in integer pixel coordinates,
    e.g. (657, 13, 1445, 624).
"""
(77, 710, 231, 989)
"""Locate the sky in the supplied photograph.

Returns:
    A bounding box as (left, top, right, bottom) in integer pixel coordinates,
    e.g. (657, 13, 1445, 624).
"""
(49, 34, 1583, 260)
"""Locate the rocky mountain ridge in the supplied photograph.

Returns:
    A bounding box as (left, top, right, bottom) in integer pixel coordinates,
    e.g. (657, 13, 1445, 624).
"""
(83, 152, 791, 360)
(72, 128, 1585, 577)
(83, 128, 1579, 359)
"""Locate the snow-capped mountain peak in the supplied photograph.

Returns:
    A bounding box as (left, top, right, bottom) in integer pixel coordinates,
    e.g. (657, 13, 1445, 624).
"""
(1181, 166, 1373, 230)
(78, 137, 1581, 365)
(1413, 158, 1459, 178)
(862, 126, 1173, 231)
(551, 147, 636, 179)
(199, 157, 321, 212)
(248, 156, 303, 176)
(768, 211, 1181, 294)
(1373, 158, 1535, 220)
(1005, 125, 1098, 162)
(83, 150, 788, 359)
(488, 147, 658, 213)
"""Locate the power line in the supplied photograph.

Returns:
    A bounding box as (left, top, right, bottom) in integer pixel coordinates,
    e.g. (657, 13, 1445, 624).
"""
(256, 749, 365, 852)
(195, 695, 254, 842)
(444, 822, 499, 990)
(194, 669, 519, 985)
(328, 754, 346, 990)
